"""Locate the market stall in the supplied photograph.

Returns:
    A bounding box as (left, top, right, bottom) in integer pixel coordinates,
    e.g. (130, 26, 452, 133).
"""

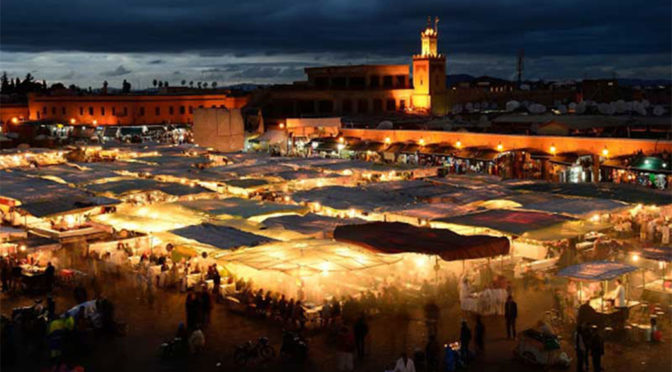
(557, 261, 638, 329)
(631, 246, 672, 304)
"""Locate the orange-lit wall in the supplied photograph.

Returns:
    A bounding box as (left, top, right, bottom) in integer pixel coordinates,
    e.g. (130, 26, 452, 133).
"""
(27, 94, 248, 126)
(0, 104, 29, 125)
(342, 128, 672, 157)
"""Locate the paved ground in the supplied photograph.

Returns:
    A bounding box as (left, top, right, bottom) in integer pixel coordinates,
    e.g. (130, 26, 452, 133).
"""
(1, 247, 671, 372)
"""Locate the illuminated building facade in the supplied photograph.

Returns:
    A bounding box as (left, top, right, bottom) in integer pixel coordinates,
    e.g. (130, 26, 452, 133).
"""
(25, 93, 248, 126)
(258, 17, 449, 119)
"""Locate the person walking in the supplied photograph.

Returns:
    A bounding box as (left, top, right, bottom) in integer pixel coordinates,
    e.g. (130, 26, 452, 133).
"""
(574, 324, 588, 372)
(459, 320, 471, 364)
(337, 326, 355, 371)
(353, 313, 369, 358)
(425, 334, 440, 372)
(474, 315, 485, 353)
(185, 291, 199, 330)
(590, 327, 604, 372)
(505, 295, 518, 339)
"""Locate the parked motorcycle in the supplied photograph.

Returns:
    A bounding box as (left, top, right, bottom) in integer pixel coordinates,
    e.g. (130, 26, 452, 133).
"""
(234, 336, 275, 365)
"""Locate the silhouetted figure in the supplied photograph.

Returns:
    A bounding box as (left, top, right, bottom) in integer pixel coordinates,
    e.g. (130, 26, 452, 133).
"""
(505, 295, 518, 339)
(354, 313, 369, 358)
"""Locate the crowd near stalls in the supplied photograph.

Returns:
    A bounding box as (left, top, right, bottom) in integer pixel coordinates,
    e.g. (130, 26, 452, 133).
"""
(1, 137, 671, 370)
(264, 134, 672, 190)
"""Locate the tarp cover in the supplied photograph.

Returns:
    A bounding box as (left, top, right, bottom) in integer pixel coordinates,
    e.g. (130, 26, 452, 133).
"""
(263, 213, 367, 236)
(177, 198, 306, 218)
(435, 209, 574, 235)
(557, 261, 637, 281)
(640, 246, 672, 262)
(333, 222, 510, 261)
(20, 196, 119, 217)
(169, 223, 275, 250)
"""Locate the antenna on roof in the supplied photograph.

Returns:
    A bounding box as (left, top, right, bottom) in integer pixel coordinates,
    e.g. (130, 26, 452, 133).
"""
(517, 49, 524, 90)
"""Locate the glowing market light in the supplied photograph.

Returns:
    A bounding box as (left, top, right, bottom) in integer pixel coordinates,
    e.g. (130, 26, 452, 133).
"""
(455, 140, 462, 149)
(384, 137, 391, 144)
(632, 254, 639, 262)
(549, 144, 557, 155)
(418, 138, 425, 146)
(70, 118, 76, 124)
(279, 123, 285, 129)
(338, 137, 345, 143)
(92, 119, 98, 125)
(11, 117, 18, 124)
(602, 147, 609, 157)
(19, 245, 26, 252)
(497, 143, 503, 151)
(337, 143, 345, 151)
(311, 142, 319, 149)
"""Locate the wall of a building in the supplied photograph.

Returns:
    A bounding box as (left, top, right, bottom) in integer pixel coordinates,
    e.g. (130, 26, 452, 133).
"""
(341, 128, 672, 157)
(192, 108, 245, 152)
(27, 94, 248, 125)
(0, 104, 29, 125)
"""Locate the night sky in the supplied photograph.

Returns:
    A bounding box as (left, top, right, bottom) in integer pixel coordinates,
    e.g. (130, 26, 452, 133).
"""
(1, 0, 670, 88)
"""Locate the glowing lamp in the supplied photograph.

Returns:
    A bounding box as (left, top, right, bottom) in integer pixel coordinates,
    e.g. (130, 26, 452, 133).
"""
(284, 195, 291, 202)
(279, 123, 285, 129)
(497, 143, 503, 151)
(338, 137, 344, 143)
(11, 117, 18, 124)
(456, 140, 462, 149)
(337, 143, 345, 151)
(418, 138, 425, 146)
(384, 137, 391, 144)
(92, 120, 98, 125)
(602, 147, 609, 157)
(550, 145, 557, 155)
(70, 118, 76, 124)
(19, 245, 26, 252)
(632, 254, 639, 262)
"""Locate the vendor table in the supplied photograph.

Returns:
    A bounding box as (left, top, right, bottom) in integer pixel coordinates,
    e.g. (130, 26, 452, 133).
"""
(586, 298, 639, 329)
(461, 288, 507, 315)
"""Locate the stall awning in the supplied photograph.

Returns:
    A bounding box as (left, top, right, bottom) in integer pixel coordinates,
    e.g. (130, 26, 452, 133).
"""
(19, 196, 120, 218)
(249, 130, 287, 145)
(557, 261, 637, 281)
(177, 198, 307, 219)
(435, 209, 574, 235)
(454, 147, 500, 161)
(640, 246, 672, 262)
(263, 213, 367, 236)
(333, 222, 510, 261)
(169, 223, 275, 250)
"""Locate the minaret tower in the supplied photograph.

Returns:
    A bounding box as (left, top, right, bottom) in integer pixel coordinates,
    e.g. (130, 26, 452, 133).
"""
(412, 16, 447, 114)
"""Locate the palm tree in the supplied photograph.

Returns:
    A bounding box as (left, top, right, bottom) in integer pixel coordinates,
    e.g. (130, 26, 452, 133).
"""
(197, 82, 202, 89)
(153, 79, 158, 88)
(158, 81, 163, 88)
(181, 80, 186, 86)
(212, 81, 217, 89)
(189, 81, 194, 88)
(203, 82, 209, 88)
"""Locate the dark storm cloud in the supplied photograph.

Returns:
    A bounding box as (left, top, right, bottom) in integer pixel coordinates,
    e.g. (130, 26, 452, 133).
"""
(1, 0, 669, 58)
(102, 65, 132, 77)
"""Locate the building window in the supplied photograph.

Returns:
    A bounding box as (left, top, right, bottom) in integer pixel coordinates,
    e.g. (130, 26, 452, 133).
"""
(51, 107, 56, 115)
(169, 106, 174, 115)
(373, 99, 383, 112)
(61, 107, 66, 115)
(383, 75, 393, 88)
(317, 100, 333, 113)
(342, 99, 353, 113)
(357, 99, 368, 113)
(396, 75, 406, 87)
(155, 107, 160, 116)
(349, 76, 365, 88)
(399, 100, 406, 110)
(179, 106, 185, 114)
(369, 75, 380, 88)
(112, 107, 116, 115)
(37, 112, 41, 119)
(139, 107, 145, 116)
(123, 107, 128, 115)
(80, 107, 84, 115)
(198, 105, 204, 109)
(88, 107, 94, 115)
(43, 106, 47, 114)
(211, 105, 216, 108)
(188, 106, 193, 114)
(386, 99, 396, 111)
(101, 107, 105, 116)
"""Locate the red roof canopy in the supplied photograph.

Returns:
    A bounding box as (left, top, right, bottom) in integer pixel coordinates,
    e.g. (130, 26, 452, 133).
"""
(334, 222, 510, 261)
